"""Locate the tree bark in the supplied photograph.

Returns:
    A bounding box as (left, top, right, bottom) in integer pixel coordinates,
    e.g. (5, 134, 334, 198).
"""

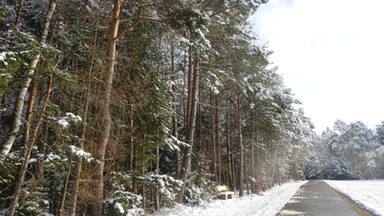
(185, 46, 194, 132)
(214, 95, 221, 184)
(251, 143, 256, 193)
(129, 101, 134, 170)
(171, 41, 180, 178)
(90, 0, 120, 215)
(211, 93, 218, 183)
(59, 157, 72, 216)
(20, 81, 36, 154)
(155, 143, 160, 209)
(0, 0, 56, 159)
(177, 53, 200, 203)
(13, 0, 25, 32)
(237, 93, 244, 197)
(68, 18, 98, 215)
(8, 75, 53, 216)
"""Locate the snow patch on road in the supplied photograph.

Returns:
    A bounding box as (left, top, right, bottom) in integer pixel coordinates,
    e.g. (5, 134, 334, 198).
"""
(279, 209, 305, 215)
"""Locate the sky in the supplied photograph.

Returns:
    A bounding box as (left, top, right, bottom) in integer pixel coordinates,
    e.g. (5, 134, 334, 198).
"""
(250, 0, 384, 133)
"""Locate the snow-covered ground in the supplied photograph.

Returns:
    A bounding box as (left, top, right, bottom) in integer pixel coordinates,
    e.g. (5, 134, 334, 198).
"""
(152, 181, 306, 216)
(151, 180, 384, 216)
(325, 180, 384, 216)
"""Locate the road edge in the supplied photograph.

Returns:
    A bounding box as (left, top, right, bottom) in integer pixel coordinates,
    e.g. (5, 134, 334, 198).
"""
(332, 188, 375, 216)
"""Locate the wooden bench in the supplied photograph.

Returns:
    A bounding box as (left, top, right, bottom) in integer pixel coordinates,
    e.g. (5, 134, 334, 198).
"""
(216, 185, 234, 200)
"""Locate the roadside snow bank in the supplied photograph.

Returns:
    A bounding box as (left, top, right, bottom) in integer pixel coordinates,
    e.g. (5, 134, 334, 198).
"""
(152, 181, 306, 216)
(325, 180, 384, 215)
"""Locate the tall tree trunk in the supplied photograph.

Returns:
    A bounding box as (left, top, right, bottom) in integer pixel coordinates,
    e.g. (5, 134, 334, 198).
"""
(0, 0, 56, 159)
(7, 80, 36, 215)
(251, 114, 257, 193)
(69, 19, 98, 215)
(237, 93, 244, 197)
(141, 145, 146, 211)
(214, 95, 221, 184)
(251, 126, 256, 194)
(8, 75, 53, 216)
(13, 0, 25, 31)
(211, 93, 218, 183)
(226, 99, 233, 189)
(129, 101, 134, 170)
(155, 143, 160, 209)
(177, 53, 200, 203)
(185, 46, 194, 132)
(20, 81, 36, 154)
(171, 41, 180, 178)
(270, 151, 278, 187)
(59, 157, 73, 216)
(90, 1, 120, 215)
(251, 144, 255, 193)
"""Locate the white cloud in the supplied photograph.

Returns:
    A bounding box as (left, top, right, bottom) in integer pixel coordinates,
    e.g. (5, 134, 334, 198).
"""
(251, 0, 384, 133)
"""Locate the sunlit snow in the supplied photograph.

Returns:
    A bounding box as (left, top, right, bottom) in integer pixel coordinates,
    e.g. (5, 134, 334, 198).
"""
(56, 112, 82, 128)
(152, 181, 306, 216)
(326, 180, 384, 215)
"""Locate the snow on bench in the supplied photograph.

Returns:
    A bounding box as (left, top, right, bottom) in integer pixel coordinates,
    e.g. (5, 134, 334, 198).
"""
(216, 185, 234, 200)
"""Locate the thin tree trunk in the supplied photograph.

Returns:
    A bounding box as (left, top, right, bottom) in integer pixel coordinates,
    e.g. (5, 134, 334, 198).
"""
(251, 114, 256, 193)
(68, 112, 86, 215)
(197, 93, 204, 187)
(129, 102, 134, 170)
(237, 93, 244, 197)
(141, 145, 146, 211)
(231, 133, 236, 190)
(155, 143, 160, 209)
(214, 95, 221, 184)
(7, 79, 36, 215)
(59, 157, 73, 216)
(0, 0, 56, 159)
(185, 46, 194, 131)
(182, 47, 187, 135)
(245, 148, 250, 195)
(68, 19, 98, 215)
(20, 81, 36, 154)
(270, 151, 277, 187)
(211, 93, 218, 183)
(90, 0, 120, 215)
(177, 54, 200, 203)
(171, 41, 180, 178)
(13, 0, 25, 31)
(8, 75, 53, 216)
(226, 99, 233, 189)
(251, 144, 255, 193)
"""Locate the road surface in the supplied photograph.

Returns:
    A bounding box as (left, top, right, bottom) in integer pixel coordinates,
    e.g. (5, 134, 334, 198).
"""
(277, 180, 372, 216)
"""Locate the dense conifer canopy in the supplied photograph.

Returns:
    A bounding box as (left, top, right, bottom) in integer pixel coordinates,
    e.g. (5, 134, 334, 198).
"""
(0, 0, 317, 215)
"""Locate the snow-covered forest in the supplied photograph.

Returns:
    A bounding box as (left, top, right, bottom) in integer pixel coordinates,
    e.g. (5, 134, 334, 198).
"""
(0, 0, 334, 215)
(306, 120, 384, 180)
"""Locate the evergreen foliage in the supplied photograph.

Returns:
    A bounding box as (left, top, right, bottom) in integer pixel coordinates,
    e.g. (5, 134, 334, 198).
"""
(0, 0, 316, 215)
(305, 120, 384, 180)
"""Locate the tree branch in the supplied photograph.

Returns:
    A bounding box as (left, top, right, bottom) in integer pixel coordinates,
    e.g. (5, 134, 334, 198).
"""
(114, 16, 163, 41)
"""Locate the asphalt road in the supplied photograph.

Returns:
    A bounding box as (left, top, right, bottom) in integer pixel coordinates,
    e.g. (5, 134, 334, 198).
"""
(277, 180, 366, 216)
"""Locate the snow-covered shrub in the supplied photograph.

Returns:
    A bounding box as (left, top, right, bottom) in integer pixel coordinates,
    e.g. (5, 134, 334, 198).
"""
(136, 172, 183, 208)
(105, 190, 144, 216)
(18, 180, 50, 216)
(184, 185, 205, 206)
(48, 112, 82, 132)
(105, 172, 144, 216)
(182, 171, 216, 206)
(254, 167, 269, 193)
